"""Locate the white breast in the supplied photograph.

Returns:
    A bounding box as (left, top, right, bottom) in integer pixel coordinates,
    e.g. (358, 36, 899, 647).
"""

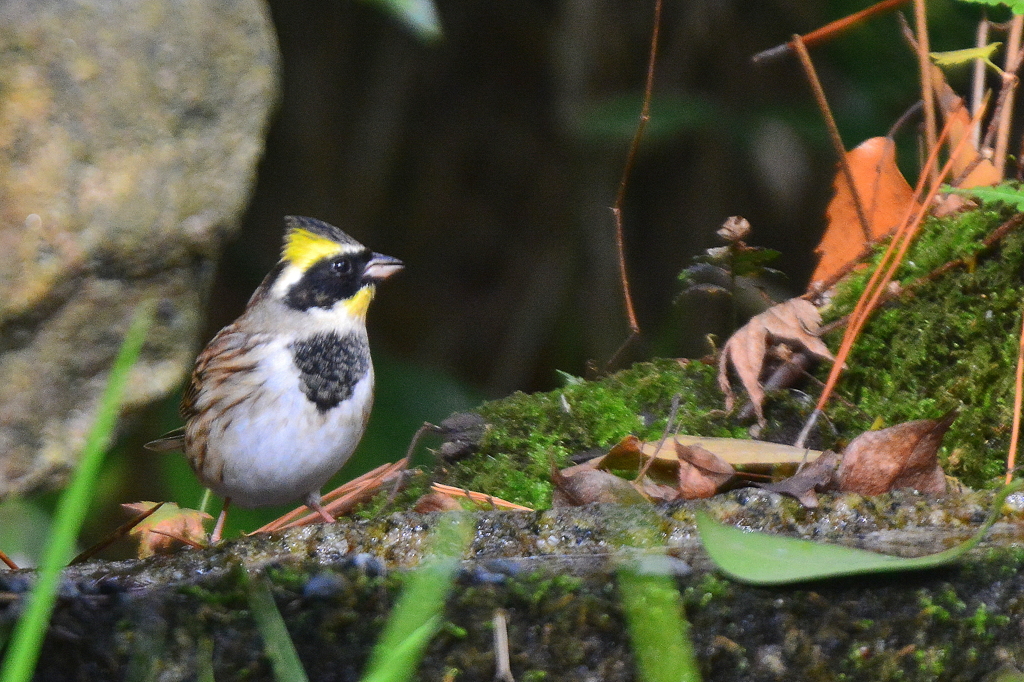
(200, 340, 374, 508)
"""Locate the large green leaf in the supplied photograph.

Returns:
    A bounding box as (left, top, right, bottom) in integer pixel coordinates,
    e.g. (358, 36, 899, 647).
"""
(697, 480, 1023, 585)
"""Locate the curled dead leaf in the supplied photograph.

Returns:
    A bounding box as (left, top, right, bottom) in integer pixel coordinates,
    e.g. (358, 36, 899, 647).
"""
(676, 443, 734, 499)
(718, 298, 834, 425)
(551, 460, 648, 507)
(757, 450, 842, 508)
(412, 492, 465, 513)
(836, 412, 955, 496)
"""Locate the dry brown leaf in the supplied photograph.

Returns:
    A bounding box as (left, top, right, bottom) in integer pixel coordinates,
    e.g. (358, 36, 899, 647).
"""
(551, 460, 648, 507)
(412, 492, 465, 512)
(757, 450, 842, 508)
(836, 412, 955, 495)
(637, 478, 680, 503)
(810, 137, 917, 285)
(121, 502, 211, 558)
(676, 443, 734, 499)
(718, 298, 834, 425)
(933, 68, 1001, 188)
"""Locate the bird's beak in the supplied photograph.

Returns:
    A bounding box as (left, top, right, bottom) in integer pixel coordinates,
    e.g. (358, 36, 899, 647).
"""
(363, 253, 404, 282)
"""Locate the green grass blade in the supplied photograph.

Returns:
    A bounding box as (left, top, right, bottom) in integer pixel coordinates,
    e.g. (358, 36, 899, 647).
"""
(0, 303, 154, 682)
(697, 480, 1024, 585)
(361, 513, 473, 682)
(247, 575, 310, 682)
(618, 567, 701, 682)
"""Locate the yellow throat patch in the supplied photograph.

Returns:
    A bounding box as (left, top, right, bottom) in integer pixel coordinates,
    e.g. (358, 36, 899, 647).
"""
(283, 227, 345, 271)
(343, 286, 375, 319)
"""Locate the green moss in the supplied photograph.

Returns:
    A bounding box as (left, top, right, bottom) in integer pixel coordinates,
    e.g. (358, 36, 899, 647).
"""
(823, 207, 1024, 488)
(683, 573, 734, 609)
(438, 359, 735, 507)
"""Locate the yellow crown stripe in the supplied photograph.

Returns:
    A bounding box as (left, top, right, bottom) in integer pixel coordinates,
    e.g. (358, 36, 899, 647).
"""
(283, 228, 344, 271)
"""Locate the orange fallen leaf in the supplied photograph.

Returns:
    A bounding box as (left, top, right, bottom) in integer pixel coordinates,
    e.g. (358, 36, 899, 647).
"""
(835, 412, 955, 495)
(121, 502, 211, 558)
(600, 434, 678, 484)
(718, 298, 834, 425)
(810, 136, 916, 285)
(933, 69, 1001, 189)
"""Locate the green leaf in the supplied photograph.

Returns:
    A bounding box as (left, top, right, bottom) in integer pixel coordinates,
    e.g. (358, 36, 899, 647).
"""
(948, 183, 1024, 211)
(361, 513, 474, 682)
(931, 43, 1003, 72)
(0, 303, 154, 682)
(697, 479, 1024, 585)
(957, 0, 1024, 15)
(618, 567, 701, 682)
(730, 248, 782, 278)
(247, 575, 310, 682)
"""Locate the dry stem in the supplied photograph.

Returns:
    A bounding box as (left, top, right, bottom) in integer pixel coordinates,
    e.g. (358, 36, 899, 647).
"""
(606, 0, 663, 369)
(791, 35, 872, 243)
(1007, 306, 1024, 485)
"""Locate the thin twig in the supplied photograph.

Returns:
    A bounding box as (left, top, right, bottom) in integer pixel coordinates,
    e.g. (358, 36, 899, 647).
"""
(887, 100, 924, 139)
(1007, 307, 1024, 485)
(606, 0, 663, 369)
(493, 609, 515, 682)
(636, 393, 680, 481)
(0, 548, 18, 570)
(70, 501, 166, 565)
(751, 0, 911, 63)
(971, 16, 989, 149)
(791, 35, 872, 243)
(993, 14, 1023, 179)
(915, 0, 937, 185)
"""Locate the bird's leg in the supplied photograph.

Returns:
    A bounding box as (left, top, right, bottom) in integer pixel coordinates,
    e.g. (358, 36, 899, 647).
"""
(211, 497, 231, 544)
(305, 491, 336, 524)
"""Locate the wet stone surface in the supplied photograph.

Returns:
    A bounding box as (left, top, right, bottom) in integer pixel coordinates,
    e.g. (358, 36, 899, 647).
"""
(2, 490, 1024, 681)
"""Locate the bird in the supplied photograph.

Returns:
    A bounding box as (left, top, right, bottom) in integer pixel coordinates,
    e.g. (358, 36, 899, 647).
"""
(146, 215, 403, 541)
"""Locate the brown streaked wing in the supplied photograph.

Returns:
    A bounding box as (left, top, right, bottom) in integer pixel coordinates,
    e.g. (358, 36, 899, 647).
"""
(180, 326, 261, 422)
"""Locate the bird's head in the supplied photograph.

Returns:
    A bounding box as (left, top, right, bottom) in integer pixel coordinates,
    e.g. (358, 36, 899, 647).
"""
(270, 216, 403, 318)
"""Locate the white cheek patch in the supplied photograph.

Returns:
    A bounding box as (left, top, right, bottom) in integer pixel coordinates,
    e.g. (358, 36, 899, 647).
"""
(270, 265, 305, 299)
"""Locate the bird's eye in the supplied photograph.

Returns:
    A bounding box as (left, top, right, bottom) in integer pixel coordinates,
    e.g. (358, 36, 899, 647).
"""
(331, 258, 352, 275)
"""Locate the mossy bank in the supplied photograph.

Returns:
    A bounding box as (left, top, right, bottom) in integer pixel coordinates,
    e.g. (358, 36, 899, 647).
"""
(428, 205, 1024, 507)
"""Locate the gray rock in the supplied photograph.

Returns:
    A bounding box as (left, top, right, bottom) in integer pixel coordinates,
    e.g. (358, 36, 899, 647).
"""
(0, 0, 279, 497)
